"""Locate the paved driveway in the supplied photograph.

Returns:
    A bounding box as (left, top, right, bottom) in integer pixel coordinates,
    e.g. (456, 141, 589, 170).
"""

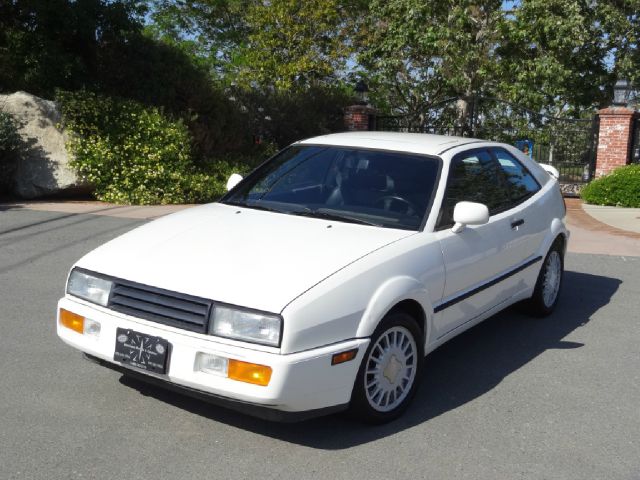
(1, 207, 639, 480)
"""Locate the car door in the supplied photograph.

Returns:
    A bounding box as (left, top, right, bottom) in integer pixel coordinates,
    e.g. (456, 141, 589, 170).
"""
(432, 148, 526, 339)
(490, 147, 546, 265)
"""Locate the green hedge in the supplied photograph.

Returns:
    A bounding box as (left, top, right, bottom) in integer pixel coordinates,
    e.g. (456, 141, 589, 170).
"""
(57, 91, 245, 205)
(0, 111, 22, 194)
(581, 164, 640, 208)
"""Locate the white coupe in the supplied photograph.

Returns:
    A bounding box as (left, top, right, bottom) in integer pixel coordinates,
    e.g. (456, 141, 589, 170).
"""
(57, 132, 568, 423)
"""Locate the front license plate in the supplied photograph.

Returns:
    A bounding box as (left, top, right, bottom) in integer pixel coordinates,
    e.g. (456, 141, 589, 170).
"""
(114, 328, 170, 374)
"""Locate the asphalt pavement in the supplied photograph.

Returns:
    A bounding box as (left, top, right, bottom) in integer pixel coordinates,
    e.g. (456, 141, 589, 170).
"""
(1, 206, 639, 480)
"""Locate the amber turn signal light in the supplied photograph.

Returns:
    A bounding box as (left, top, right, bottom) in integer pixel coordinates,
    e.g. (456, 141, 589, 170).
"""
(59, 309, 84, 334)
(228, 359, 272, 386)
(331, 348, 358, 366)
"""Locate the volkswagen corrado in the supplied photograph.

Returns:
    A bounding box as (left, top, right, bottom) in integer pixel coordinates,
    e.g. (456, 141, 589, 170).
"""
(57, 132, 567, 423)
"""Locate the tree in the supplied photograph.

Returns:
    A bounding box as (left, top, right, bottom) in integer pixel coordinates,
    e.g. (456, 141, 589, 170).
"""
(361, 0, 505, 119)
(146, 0, 251, 76)
(360, 0, 639, 118)
(0, 0, 147, 96)
(595, 0, 640, 90)
(236, 0, 362, 90)
(497, 0, 612, 114)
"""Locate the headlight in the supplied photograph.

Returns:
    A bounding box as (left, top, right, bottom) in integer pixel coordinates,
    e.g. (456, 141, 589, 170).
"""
(67, 269, 113, 306)
(209, 305, 281, 347)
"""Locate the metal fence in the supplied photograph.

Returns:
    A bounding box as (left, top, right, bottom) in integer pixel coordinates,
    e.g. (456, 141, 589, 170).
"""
(375, 96, 599, 184)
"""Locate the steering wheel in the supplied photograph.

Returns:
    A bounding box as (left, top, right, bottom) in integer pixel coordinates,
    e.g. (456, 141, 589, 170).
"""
(375, 195, 418, 216)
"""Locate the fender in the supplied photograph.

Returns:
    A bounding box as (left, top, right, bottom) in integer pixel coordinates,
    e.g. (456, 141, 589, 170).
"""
(537, 216, 569, 259)
(356, 275, 434, 348)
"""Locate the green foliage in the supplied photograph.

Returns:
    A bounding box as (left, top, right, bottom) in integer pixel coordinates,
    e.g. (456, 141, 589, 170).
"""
(237, 0, 359, 90)
(0, 0, 147, 96)
(94, 33, 253, 158)
(496, 0, 611, 113)
(58, 90, 226, 205)
(0, 110, 22, 194)
(363, 0, 504, 116)
(581, 165, 640, 208)
(146, 0, 251, 76)
(361, 0, 637, 117)
(3, 0, 638, 205)
(232, 86, 353, 148)
(0, 1, 253, 160)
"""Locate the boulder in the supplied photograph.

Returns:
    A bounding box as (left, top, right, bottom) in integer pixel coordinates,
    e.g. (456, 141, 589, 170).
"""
(0, 91, 88, 198)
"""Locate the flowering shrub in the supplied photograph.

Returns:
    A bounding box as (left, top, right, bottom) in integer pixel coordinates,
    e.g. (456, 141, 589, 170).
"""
(581, 165, 640, 208)
(58, 90, 235, 204)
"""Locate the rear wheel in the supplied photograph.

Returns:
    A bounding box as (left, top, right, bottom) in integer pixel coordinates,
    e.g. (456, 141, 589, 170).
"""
(526, 239, 564, 316)
(349, 312, 424, 423)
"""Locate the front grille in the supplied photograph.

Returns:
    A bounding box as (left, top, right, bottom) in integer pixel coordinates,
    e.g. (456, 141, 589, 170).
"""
(108, 281, 213, 333)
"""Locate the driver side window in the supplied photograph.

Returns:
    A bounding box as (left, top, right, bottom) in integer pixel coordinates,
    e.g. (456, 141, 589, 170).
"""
(437, 149, 510, 229)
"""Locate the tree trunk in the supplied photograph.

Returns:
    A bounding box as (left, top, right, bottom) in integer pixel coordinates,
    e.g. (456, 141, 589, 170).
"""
(456, 97, 471, 136)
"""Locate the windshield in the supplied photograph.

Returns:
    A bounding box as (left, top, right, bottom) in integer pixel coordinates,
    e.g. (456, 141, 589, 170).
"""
(221, 145, 441, 230)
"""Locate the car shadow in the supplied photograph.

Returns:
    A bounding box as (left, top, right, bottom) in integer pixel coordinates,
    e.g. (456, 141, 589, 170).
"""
(118, 269, 620, 449)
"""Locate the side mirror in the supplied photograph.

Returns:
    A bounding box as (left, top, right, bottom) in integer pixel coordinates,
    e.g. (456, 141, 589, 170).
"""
(226, 173, 243, 191)
(452, 201, 489, 233)
(538, 163, 559, 180)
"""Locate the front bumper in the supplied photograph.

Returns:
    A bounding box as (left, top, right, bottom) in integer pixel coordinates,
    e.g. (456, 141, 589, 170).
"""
(57, 297, 369, 420)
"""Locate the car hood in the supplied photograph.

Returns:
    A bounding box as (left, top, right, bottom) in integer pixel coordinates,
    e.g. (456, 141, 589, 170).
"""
(75, 203, 415, 313)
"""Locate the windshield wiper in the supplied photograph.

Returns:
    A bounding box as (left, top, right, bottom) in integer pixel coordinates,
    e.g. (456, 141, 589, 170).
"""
(226, 201, 381, 226)
(291, 209, 382, 227)
(225, 200, 310, 214)
(225, 201, 283, 213)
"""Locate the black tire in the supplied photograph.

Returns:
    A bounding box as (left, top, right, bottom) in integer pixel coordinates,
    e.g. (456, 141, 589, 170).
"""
(525, 238, 564, 317)
(349, 312, 424, 424)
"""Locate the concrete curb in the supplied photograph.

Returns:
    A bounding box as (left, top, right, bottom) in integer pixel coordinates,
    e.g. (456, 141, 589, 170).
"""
(565, 198, 640, 256)
(581, 203, 640, 235)
(565, 199, 640, 240)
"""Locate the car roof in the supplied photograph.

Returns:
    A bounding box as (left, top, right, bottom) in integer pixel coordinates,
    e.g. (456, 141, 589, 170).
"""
(296, 131, 489, 157)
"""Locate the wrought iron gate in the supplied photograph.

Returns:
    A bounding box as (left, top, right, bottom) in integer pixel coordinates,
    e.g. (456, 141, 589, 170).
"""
(375, 96, 599, 184)
(631, 115, 640, 164)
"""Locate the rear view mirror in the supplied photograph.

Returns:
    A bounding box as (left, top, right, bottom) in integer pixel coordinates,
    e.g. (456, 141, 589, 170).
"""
(452, 201, 489, 233)
(226, 173, 243, 191)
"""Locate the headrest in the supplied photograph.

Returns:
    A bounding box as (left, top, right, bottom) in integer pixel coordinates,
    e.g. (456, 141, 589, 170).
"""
(346, 170, 389, 191)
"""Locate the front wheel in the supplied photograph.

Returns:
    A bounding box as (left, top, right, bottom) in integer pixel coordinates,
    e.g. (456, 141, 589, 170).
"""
(349, 312, 424, 423)
(526, 239, 564, 316)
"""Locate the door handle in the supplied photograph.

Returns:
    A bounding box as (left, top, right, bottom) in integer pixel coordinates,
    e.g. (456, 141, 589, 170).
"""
(511, 219, 525, 229)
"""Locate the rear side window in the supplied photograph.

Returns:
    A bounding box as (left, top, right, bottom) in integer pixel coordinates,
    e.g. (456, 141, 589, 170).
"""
(492, 148, 540, 203)
(437, 149, 510, 228)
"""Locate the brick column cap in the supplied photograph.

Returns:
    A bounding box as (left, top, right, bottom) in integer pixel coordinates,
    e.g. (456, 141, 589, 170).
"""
(344, 104, 376, 131)
(598, 106, 636, 116)
(345, 104, 376, 114)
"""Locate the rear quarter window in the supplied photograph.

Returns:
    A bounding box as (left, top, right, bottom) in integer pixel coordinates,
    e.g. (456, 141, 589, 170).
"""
(492, 148, 541, 204)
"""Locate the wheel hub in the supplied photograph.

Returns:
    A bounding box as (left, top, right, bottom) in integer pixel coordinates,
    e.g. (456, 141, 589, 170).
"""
(383, 354, 402, 384)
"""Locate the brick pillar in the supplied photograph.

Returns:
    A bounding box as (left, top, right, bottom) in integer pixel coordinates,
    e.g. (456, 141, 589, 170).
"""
(344, 105, 375, 131)
(595, 107, 637, 177)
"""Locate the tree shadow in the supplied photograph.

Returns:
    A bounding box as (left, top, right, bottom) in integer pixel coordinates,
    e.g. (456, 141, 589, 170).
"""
(118, 269, 619, 449)
(2, 94, 90, 199)
(0, 202, 22, 211)
(13, 134, 57, 197)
